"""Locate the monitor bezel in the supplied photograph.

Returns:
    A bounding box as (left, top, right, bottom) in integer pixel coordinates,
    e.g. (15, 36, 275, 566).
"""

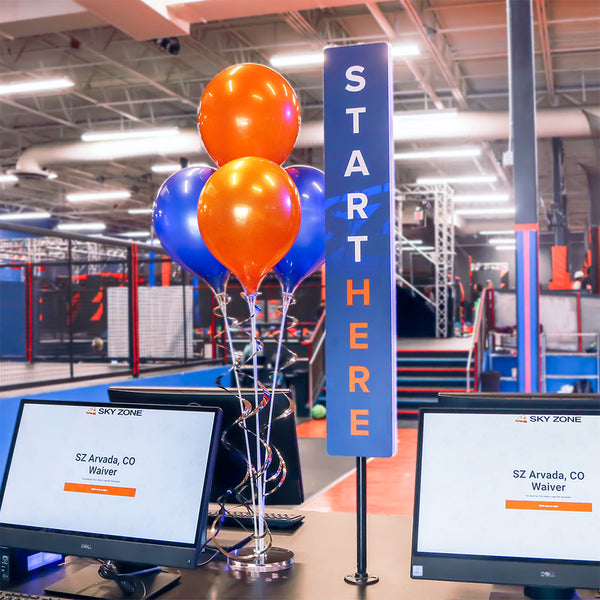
(411, 405, 600, 590)
(0, 399, 222, 569)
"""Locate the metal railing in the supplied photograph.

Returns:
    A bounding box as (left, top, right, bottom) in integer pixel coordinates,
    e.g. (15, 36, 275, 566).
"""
(466, 289, 492, 392)
(307, 309, 326, 407)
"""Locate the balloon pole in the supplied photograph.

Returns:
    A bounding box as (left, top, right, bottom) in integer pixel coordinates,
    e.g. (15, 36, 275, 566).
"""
(215, 292, 258, 543)
(245, 292, 266, 558)
(263, 291, 293, 497)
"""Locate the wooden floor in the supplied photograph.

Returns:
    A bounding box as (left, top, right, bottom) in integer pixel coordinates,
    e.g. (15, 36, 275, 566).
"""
(297, 419, 417, 516)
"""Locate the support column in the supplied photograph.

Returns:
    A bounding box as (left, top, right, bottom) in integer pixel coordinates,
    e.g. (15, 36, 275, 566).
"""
(548, 138, 570, 289)
(581, 165, 600, 294)
(508, 0, 540, 392)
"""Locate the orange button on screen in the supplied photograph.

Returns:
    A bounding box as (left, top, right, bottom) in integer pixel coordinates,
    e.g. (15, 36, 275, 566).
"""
(64, 482, 136, 497)
(506, 500, 592, 512)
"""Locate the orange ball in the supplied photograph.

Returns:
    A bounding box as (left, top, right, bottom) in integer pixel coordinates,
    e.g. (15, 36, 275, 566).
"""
(197, 64, 301, 167)
(197, 157, 301, 295)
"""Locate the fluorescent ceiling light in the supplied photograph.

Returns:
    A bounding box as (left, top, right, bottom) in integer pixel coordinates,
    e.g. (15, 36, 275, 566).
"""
(395, 147, 481, 161)
(454, 207, 516, 217)
(66, 190, 131, 202)
(403, 245, 434, 252)
(81, 127, 180, 142)
(0, 77, 74, 96)
(0, 211, 51, 221)
(151, 162, 212, 174)
(417, 174, 497, 185)
(403, 239, 423, 244)
(56, 222, 106, 232)
(495, 245, 516, 251)
(489, 237, 517, 245)
(395, 109, 458, 121)
(271, 43, 419, 68)
(127, 208, 153, 215)
(0, 174, 18, 183)
(117, 231, 151, 238)
(270, 51, 324, 68)
(453, 193, 510, 203)
(480, 229, 515, 235)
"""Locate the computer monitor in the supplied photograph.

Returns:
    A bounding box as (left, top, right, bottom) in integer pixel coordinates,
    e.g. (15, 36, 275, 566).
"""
(0, 399, 221, 598)
(411, 402, 600, 599)
(107, 386, 304, 506)
(438, 392, 600, 410)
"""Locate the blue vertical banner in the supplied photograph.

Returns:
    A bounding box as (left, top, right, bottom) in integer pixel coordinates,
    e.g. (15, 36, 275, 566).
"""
(324, 42, 397, 458)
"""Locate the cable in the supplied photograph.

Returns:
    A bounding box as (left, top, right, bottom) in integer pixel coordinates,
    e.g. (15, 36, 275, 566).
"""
(97, 560, 164, 596)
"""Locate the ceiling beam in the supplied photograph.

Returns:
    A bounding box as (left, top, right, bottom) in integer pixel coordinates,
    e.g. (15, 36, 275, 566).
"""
(366, 2, 444, 110)
(534, 0, 555, 103)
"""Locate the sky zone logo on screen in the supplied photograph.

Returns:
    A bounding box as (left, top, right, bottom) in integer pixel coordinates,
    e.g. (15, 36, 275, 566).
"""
(84, 407, 143, 417)
(514, 415, 583, 424)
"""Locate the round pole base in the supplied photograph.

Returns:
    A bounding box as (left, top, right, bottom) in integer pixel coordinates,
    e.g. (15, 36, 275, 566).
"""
(228, 547, 294, 573)
(344, 573, 379, 586)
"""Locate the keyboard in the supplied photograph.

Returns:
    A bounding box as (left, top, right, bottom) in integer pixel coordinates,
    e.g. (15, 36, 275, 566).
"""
(0, 592, 64, 600)
(207, 509, 304, 531)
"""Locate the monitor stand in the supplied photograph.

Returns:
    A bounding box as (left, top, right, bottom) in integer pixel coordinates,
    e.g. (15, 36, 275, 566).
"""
(44, 563, 180, 600)
(490, 585, 581, 600)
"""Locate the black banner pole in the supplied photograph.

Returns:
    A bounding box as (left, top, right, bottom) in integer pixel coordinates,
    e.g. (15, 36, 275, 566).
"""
(344, 457, 378, 586)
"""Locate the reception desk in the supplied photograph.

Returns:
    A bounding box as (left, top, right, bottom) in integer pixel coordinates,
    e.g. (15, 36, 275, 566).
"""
(5, 512, 598, 600)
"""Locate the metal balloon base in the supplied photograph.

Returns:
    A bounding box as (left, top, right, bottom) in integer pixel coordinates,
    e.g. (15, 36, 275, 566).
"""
(344, 573, 379, 586)
(228, 547, 294, 573)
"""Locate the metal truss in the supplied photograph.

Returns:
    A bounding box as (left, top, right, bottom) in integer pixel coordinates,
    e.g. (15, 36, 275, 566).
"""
(396, 183, 454, 338)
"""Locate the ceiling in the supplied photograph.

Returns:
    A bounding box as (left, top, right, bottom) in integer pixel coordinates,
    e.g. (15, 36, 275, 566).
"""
(0, 0, 598, 241)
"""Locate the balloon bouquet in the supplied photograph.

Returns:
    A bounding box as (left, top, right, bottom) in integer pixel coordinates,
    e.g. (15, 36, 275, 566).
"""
(152, 63, 325, 571)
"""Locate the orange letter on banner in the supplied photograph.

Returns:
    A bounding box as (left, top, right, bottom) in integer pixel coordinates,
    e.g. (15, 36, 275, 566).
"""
(351, 409, 370, 436)
(346, 279, 370, 306)
(349, 366, 370, 392)
(350, 322, 369, 349)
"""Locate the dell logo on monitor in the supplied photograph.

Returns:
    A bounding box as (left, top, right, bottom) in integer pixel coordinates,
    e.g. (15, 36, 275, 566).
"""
(540, 570, 556, 578)
(81, 544, 92, 550)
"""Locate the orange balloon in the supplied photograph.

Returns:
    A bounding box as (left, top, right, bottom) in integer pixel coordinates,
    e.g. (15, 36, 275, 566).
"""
(197, 64, 301, 167)
(197, 157, 301, 295)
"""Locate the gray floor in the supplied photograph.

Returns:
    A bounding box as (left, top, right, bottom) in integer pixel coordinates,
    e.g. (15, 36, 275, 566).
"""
(296, 438, 356, 503)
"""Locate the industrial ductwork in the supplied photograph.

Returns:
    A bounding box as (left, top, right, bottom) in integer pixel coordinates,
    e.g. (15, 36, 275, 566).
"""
(13, 106, 598, 178)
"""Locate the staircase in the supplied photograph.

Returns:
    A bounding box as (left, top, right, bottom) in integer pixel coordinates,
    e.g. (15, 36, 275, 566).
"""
(397, 348, 474, 412)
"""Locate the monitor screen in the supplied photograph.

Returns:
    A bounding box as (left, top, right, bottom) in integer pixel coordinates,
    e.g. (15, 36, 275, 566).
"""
(107, 386, 304, 506)
(411, 405, 600, 596)
(0, 399, 221, 569)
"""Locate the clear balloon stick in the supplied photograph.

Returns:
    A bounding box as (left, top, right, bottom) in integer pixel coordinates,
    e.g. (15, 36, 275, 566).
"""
(215, 292, 257, 544)
(245, 293, 265, 557)
(263, 291, 292, 498)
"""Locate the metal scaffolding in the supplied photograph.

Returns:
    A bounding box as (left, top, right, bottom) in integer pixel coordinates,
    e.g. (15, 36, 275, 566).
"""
(395, 183, 454, 338)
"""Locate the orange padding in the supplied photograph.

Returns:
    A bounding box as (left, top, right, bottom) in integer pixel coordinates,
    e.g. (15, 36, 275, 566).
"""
(548, 245, 571, 290)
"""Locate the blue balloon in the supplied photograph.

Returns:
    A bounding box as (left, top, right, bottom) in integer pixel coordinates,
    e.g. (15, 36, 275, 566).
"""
(273, 166, 325, 294)
(153, 166, 229, 294)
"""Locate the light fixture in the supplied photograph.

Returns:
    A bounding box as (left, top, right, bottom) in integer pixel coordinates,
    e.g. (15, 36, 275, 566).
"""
(417, 174, 497, 185)
(495, 245, 516, 251)
(270, 43, 419, 68)
(395, 147, 481, 161)
(480, 229, 515, 235)
(402, 245, 434, 252)
(66, 190, 131, 202)
(452, 193, 510, 203)
(0, 174, 18, 183)
(394, 108, 458, 121)
(0, 211, 51, 221)
(151, 162, 212, 174)
(127, 208, 153, 215)
(403, 239, 423, 245)
(116, 231, 151, 238)
(454, 207, 516, 216)
(56, 222, 106, 232)
(489, 237, 517, 245)
(0, 77, 74, 96)
(81, 127, 180, 142)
